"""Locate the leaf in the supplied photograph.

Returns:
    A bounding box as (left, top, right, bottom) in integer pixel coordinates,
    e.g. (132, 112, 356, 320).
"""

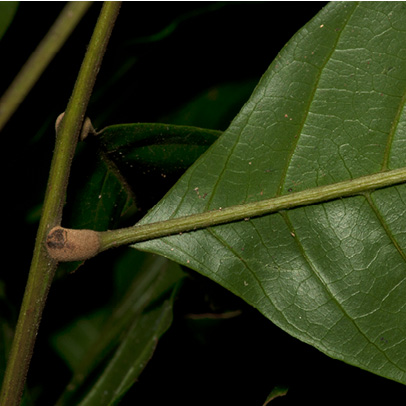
(65, 141, 135, 232)
(98, 123, 220, 210)
(161, 80, 258, 130)
(55, 252, 186, 406)
(77, 283, 182, 406)
(263, 385, 288, 405)
(126, 3, 227, 45)
(57, 141, 135, 274)
(0, 2, 18, 41)
(132, 2, 406, 384)
(52, 309, 108, 372)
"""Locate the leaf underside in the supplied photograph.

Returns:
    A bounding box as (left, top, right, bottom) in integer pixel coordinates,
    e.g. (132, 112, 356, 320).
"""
(98, 123, 221, 212)
(133, 2, 406, 384)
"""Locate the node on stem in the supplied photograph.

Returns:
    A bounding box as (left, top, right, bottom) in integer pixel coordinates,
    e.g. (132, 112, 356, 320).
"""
(46, 226, 101, 262)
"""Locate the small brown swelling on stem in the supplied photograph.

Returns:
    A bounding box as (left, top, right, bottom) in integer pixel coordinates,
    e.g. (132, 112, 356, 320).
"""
(55, 112, 95, 140)
(46, 226, 101, 262)
(80, 116, 96, 140)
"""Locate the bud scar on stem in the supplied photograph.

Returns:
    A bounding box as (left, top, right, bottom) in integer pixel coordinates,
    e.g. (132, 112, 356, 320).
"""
(46, 226, 101, 262)
(55, 112, 96, 141)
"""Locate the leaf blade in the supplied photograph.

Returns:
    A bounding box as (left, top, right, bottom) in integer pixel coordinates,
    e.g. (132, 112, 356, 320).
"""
(77, 294, 179, 406)
(97, 123, 221, 211)
(55, 254, 186, 406)
(131, 2, 406, 384)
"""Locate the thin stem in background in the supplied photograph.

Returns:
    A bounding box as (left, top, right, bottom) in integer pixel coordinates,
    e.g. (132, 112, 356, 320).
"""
(0, 3, 121, 406)
(0, 1, 93, 132)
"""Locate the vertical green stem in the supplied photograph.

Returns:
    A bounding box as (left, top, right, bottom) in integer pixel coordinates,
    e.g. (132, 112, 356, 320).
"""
(0, 3, 121, 405)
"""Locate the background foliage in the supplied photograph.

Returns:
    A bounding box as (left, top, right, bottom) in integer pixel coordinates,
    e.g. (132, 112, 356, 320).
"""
(2, 2, 406, 404)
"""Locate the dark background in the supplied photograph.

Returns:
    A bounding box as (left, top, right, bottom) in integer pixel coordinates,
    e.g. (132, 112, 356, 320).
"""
(2, 2, 405, 405)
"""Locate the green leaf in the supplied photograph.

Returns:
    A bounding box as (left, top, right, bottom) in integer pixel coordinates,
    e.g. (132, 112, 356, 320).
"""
(161, 80, 258, 130)
(133, 2, 406, 384)
(77, 280, 182, 406)
(98, 123, 220, 210)
(80, 303, 173, 406)
(0, 2, 18, 41)
(57, 141, 135, 274)
(54, 252, 185, 406)
(65, 141, 135, 232)
(263, 385, 288, 405)
(98, 123, 220, 172)
(51, 309, 108, 372)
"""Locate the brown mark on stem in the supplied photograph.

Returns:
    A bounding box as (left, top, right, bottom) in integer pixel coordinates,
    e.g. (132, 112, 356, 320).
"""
(46, 226, 101, 262)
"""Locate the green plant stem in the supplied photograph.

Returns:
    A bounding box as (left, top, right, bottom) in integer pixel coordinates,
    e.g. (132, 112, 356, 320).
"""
(0, 2, 93, 132)
(99, 166, 406, 251)
(0, 3, 121, 405)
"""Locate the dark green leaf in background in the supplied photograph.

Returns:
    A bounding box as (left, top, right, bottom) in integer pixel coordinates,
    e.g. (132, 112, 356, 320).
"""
(58, 141, 136, 274)
(98, 123, 221, 211)
(125, 2, 406, 384)
(64, 141, 135, 232)
(262, 385, 289, 405)
(0, 2, 18, 42)
(78, 298, 176, 406)
(53, 251, 186, 406)
(160, 80, 258, 130)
